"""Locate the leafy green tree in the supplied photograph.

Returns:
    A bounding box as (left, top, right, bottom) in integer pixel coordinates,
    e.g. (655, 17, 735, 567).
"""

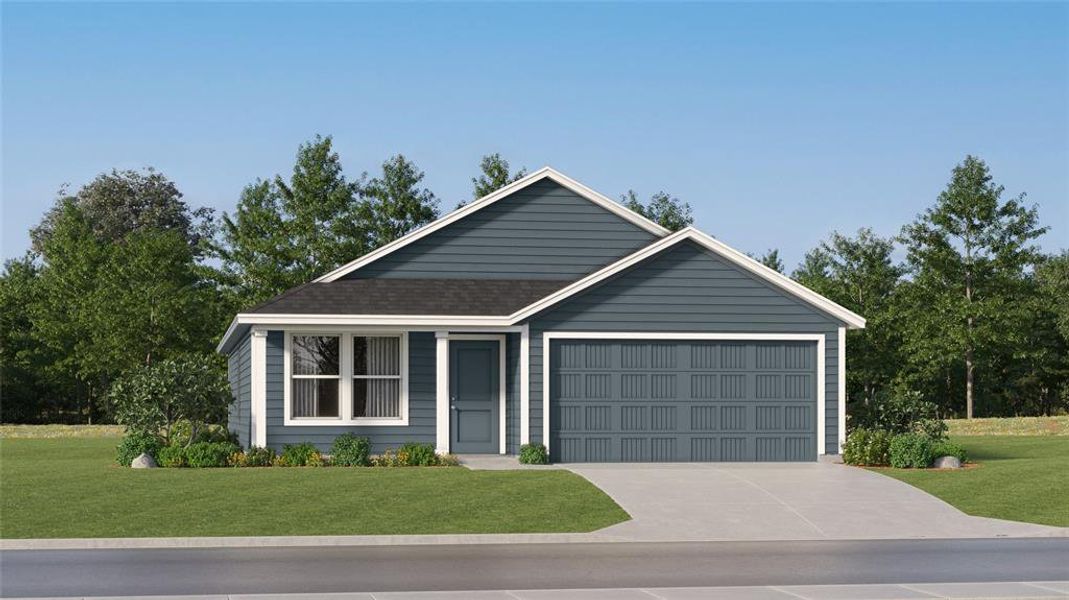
(793, 229, 905, 406)
(468, 153, 527, 204)
(754, 249, 784, 273)
(620, 190, 693, 231)
(361, 154, 439, 250)
(899, 156, 1047, 418)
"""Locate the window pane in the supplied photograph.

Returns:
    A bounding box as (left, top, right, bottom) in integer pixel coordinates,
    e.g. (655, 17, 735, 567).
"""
(293, 336, 339, 376)
(354, 336, 400, 376)
(292, 378, 339, 418)
(353, 378, 400, 418)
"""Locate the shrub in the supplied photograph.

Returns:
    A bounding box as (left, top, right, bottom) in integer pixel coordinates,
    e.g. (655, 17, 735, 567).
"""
(889, 433, 934, 468)
(185, 441, 239, 468)
(108, 354, 232, 445)
(172, 420, 238, 447)
(519, 443, 550, 465)
(279, 442, 322, 467)
(372, 449, 404, 467)
(330, 434, 371, 467)
(842, 428, 893, 466)
(156, 444, 187, 468)
(116, 431, 163, 466)
(400, 442, 437, 466)
(850, 389, 947, 440)
(240, 446, 276, 467)
(931, 439, 968, 464)
(437, 454, 460, 467)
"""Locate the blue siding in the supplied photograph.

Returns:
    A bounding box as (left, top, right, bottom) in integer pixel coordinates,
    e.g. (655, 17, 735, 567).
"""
(506, 332, 521, 455)
(526, 241, 845, 455)
(264, 331, 438, 454)
(343, 179, 658, 280)
(226, 334, 252, 449)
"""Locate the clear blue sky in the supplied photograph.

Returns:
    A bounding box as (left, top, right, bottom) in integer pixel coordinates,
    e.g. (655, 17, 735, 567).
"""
(3, 2, 1067, 268)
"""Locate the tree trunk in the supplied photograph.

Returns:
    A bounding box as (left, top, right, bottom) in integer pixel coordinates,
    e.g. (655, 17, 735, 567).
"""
(965, 344, 974, 419)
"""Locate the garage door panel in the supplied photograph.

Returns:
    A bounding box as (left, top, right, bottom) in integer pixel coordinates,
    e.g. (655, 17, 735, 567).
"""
(550, 339, 818, 463)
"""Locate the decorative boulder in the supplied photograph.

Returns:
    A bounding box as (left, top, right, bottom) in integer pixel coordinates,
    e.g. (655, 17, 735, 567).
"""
(931, 455, 962, 469)
(131, 453, 158, 469)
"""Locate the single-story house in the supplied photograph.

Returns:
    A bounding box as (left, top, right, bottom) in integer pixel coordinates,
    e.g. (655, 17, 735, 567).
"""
(218, 167, 865, 462)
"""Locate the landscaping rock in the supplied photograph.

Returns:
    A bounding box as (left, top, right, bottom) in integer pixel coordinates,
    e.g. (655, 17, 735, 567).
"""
(931, 455, 962, 469)
(131, 453, 158, 469)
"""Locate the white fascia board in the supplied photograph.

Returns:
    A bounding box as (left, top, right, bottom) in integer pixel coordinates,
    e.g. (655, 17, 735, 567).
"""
(508, 227, 867, 330)
(313, 166, 670, 283)
(216, 316, 242, 353)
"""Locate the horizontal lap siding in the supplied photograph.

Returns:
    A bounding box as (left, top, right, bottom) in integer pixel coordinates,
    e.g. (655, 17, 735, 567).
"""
(265, 331, 437, 453)
(528, 241, 844, 455)
(343, 180, 657, 280)
(507, 332, 521, 455)
(226, 334, 252, 449)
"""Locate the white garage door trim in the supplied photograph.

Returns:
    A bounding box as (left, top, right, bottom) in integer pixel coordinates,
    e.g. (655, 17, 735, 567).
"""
(541, 331, 829, 456)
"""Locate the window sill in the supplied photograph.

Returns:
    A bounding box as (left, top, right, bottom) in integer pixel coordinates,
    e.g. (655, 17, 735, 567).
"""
(283, 417, 409, 427)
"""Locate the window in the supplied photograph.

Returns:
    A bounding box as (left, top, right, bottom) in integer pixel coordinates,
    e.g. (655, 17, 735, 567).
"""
(286, 332, 407, 425)
(353, 336, 402, 418)
(291, 335, 340, 418)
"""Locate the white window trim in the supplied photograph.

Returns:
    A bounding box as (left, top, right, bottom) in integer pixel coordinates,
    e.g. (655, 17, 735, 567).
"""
(541, 331, 828, 456)
(283, 330, 409, 427)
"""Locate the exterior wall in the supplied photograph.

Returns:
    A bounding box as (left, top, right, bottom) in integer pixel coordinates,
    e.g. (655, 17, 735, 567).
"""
(226, 334, 252, 448)
(264, 331, 438, 454)
(342, 179, 658, 280)
(526, 241, 845, 454)
(506, 332, 521, 455)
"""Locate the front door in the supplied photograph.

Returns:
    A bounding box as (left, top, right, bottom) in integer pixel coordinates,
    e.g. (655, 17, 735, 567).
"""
(449, 339, 499, 454)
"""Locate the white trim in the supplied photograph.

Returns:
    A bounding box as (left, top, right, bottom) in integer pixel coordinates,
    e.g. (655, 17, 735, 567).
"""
(315, 166, 670, 283)
(446, 334, 508, 455)
(282, 330, 409, 427)
(838, 326, 847, 454)
(541, 331, 829, 458)
(435, 332, 450, 454)
(520, 324, 530, 446)
(509, 228, 867, 330)
(250, 329, 268, 448)
(234, 314, 511, 327)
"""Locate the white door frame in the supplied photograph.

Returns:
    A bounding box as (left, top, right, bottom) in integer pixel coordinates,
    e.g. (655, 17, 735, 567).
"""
(435, 332, 507, 455)
(540, 331, 830, 456)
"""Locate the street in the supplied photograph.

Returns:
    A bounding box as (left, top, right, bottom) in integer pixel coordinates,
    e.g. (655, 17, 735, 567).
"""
(2, 538, 1068, 597)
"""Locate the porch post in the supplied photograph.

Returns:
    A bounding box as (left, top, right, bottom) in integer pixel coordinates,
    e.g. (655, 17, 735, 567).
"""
(250, 328, 268, 448)
(435, 331, 450, 454)
(838, 326, 847, 454)
(520, 324, 530, 446)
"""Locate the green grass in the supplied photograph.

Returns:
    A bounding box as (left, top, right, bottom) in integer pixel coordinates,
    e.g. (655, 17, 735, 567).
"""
(0, 424, 124, 438)
(0, 437, 629, 538)
(877, 436, 1069, 527)
(945, 416, 1068, 437)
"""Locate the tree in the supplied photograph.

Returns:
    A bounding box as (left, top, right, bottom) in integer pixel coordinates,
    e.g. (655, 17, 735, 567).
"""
(620, 190, 693, 231)
(793, 229, 905, 406)
(361, 154, 439, 250)
(468, 153, 527, 205)
(899, 156, 1047, 418)
(755, 249, 784, 273)
(31, 168, 213, 256)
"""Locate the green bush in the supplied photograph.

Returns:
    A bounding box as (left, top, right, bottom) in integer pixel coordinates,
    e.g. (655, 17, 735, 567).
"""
(519, 443, 550, 465)
(842, 428, 893, 466)
(172, 420, 239, 447)
(116, 431, 163, 466)
(330, 434, 371, 467)
(931, 439, 968, 464)
(889, 433, 934, 468)
(279, 442, 322, 467)
(400, 442, 437, 466)
(185, 442, 239, 468)
(850, 389, 947, 440)
(241, 446, 276, 467)
(156, 445, 187, 468)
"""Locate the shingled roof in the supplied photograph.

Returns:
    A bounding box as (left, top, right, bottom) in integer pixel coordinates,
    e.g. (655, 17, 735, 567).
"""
(247, 278, 569, 316)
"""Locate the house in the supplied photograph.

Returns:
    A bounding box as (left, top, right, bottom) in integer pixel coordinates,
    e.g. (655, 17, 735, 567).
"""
(218, 167, 865, 462)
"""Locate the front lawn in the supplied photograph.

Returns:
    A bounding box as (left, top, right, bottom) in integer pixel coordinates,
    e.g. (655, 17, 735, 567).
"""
(0, 436, 629, 538)
(877, 435, 1069, 527)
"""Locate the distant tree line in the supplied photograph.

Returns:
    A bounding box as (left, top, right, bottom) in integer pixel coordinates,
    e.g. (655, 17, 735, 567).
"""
(1, 141, 1064, 424)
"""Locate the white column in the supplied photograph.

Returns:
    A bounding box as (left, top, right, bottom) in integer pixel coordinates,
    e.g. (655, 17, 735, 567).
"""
(250, 329, 268, 448)
(838, 326, 847, 454)
(519, 324, 530, 446)
(435, 331, 450, 454)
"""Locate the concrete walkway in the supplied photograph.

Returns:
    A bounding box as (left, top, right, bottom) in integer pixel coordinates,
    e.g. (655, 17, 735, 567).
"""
(6, 581, 1069, 599)
(565, 461, 1067, 541)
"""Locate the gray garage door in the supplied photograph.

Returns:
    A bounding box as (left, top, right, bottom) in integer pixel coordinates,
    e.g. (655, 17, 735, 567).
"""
(549, 339, 818, 462)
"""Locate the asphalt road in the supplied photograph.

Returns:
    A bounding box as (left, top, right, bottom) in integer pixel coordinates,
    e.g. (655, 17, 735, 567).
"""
(2, 538, 1068, 597)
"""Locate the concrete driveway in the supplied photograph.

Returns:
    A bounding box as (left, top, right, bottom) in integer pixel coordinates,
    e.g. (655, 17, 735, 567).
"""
(566, 461, 1068, 542)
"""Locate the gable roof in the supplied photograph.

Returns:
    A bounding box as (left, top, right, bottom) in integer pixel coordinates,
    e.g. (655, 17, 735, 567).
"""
(508, 227, 867, 329)
(313, 166, 671, 283)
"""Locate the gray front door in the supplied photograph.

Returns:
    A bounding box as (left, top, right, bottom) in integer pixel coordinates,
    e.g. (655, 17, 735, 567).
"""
(450, 340, 499, 454)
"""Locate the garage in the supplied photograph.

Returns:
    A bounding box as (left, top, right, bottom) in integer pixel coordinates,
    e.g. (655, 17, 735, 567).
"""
(548, 338, 819, 462)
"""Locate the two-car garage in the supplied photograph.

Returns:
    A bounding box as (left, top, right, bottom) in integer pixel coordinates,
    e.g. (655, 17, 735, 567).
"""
(547, 336, 821, 462)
